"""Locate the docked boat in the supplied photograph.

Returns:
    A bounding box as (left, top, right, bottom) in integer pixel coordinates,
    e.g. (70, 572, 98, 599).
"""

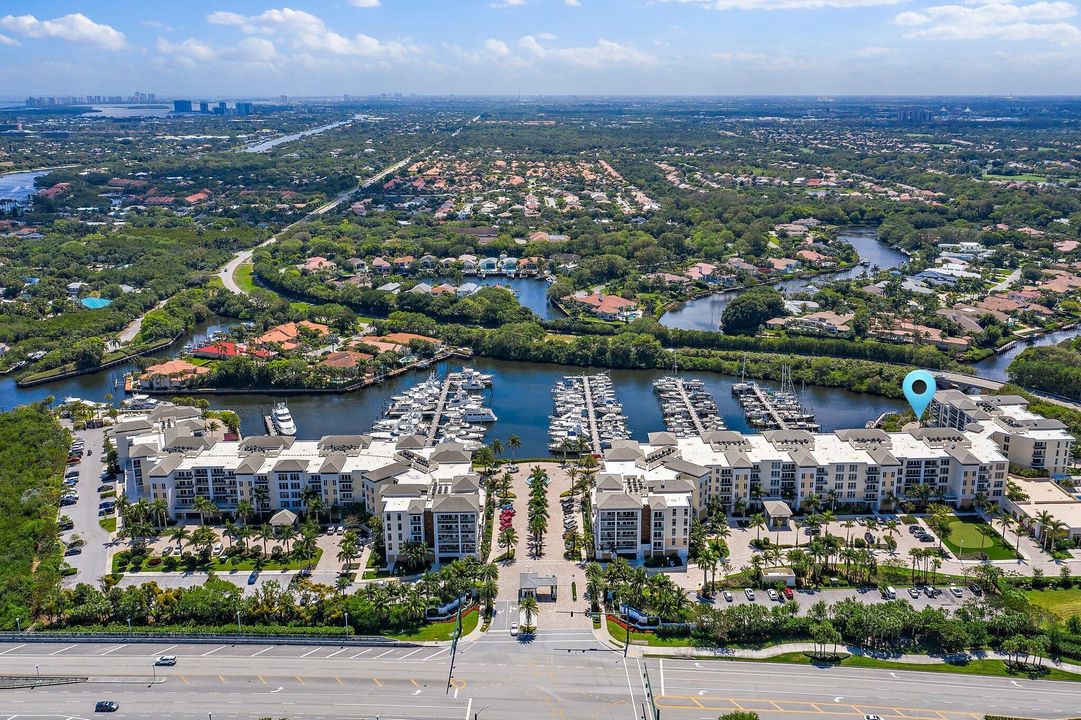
(271, 402, 297, 436)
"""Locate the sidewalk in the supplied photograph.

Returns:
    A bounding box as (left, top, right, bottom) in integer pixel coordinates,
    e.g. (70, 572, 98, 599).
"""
(623, 638, 1081, 674)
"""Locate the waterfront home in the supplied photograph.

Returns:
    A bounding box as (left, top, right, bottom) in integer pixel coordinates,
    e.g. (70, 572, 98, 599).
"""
(321, 350, 373, 370)
(432, 283, 457, 296)
(192, 341, 242, 360)
(871, 320, 970, 351)
(767, 257, 800, 273)
(381, 332, 443, 349)
(795, 249, 830, 265)
(459, 254, 478, 272)
(766, 310, 854, 337)
(456, 282, 479, 297)
(377, 282, 401, 294)
(371, 257, 391, 274)
(685, 262, 719, 282)
(393, 256, 416, 272)
(419, 254, 438, 270)
(564, 292, 642, 322)
(409, 282, 434, 295)
(478, 257, 500, 272)
(138, 360, 208, 390)
(500, 257, 519, 274)
(645, 272, 691, 287)
(726, 257, 758, 273)
(254, 321, 331, 353)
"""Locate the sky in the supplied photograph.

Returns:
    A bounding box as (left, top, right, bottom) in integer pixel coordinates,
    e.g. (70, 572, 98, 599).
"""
(1, 0, 1080, 97)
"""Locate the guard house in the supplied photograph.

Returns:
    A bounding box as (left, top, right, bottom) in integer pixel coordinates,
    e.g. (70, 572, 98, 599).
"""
(519, 572, 558, 602)
(763, 500, 792, 528)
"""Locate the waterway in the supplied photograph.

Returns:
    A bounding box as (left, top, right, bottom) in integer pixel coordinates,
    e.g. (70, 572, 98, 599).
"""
(434, 275, 559, 320)
(87, 105, 172, 118)
(0, 170, 48, 203)
(659, 227, 910, 331)
(0, 344, 905, 457)
(972, 326, 1081, 381)
(239, 117, 354, 153)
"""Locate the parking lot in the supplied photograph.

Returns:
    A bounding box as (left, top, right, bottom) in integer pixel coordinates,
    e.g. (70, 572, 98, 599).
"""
(59, 425, 114, 586)
(699, 582, 984, 614)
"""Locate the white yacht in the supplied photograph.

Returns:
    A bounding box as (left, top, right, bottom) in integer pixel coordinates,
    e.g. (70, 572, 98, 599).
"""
(271, 402, 297, 436)
(461, 406, 498, 423)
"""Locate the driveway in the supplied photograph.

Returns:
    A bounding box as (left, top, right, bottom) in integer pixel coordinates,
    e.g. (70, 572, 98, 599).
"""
(60, 426, 114, 587)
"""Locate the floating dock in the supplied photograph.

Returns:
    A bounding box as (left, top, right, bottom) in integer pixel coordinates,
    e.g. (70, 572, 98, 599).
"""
(652, 377, 726, 438)
(549, 374, 629, 455)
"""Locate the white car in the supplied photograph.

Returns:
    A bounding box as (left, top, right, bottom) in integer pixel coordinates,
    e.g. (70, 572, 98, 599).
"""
(723, 590, 733, 602)
(767, 589, 779, 602)
(213, 542, 224, 556)
(509, 622, 519, 637)
(154, 655, 176, 666)
(162, 546, 174, 557)
(336, 526, 345, 534)
(744, 588, 755, 601)
(908, 587, 920, 599)
(950, 586, 964, 598)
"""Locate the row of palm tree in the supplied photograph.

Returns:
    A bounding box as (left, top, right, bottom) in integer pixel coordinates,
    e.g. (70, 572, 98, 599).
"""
(526, 466, 549, 559)
(584, 559, 690, 622)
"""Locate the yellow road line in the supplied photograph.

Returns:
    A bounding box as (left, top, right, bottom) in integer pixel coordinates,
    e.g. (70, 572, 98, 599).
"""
(372, 677, 383, 687)
(410, 679, 420, 688)
(218, 675, 226, 683)
(295, 675, 304, 685)
(258, 676, 266, 685)
(336, 677, 344, 686)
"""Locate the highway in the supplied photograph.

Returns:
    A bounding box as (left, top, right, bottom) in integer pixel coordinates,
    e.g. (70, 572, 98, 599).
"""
(0, 639, 1078, 720)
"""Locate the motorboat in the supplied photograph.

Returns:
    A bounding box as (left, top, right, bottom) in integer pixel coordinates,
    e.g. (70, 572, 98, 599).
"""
(271, 402, 297, 436)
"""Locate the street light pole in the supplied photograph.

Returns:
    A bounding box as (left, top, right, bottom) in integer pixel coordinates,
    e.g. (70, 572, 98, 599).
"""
(236, 610, 242, 636)
(344, 612, 349, 634)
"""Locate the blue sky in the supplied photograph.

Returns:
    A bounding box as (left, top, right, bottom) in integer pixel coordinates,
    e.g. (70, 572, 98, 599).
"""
(1, 0, 1079, 96)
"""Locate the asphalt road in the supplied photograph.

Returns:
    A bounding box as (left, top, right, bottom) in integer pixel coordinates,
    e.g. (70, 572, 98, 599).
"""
(0, 640, 1077, 720)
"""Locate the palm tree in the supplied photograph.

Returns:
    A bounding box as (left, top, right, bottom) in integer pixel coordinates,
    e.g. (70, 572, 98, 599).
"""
(150, 498, 169, 529)
(193, 496, 217, 526)
(479, 579, 498, 614)
(335, 575, 351, 596)
(253, 486, 270, 516)
(498, 527, 518, 557)
(279, 526, 298, 553)
(698, 544, 718, 596)
(842, 520, 855, 546)
(519, 594, 539, 627)
(223, 520, 237, 549)
(168, 526, 190, 553)
(236, 500, 254, 527)
(506, 435, 521, 465)
(750, 513, 767, 543)
(401, 541, 428, 572)
(256, 523, 274, 555)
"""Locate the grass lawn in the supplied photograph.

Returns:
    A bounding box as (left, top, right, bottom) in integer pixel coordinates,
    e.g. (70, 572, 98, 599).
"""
(99, 517, 116, 533)
(388, 609, 479, 642)
(1026, 588, 1081, 620)
(942, 518, 1017, 560)
(982, 172, 1047, 183)
(234, 263, 258, 293)
(746, 651, 1081, 682)
(606, 616, 696, 647)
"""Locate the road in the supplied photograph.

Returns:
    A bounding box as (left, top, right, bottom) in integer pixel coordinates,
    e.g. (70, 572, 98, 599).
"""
(60, 426, 114, 587)
(0, 639, 1077, 720)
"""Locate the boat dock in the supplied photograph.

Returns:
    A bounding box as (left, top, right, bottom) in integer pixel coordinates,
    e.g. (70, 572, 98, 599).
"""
(652, 377, 725, 438)
(424, 373, 454, 445)
(732, 367, 819, 432)
(549, 374, 629, 455)
(262, 415, 280, 435)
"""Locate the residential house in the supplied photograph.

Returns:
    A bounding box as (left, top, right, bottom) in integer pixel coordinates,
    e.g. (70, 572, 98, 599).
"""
(138, 360, 208, 390)
(565, 293, 642, 322)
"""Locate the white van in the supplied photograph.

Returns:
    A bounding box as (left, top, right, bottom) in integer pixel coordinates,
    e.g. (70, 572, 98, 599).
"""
(883, 586, 897, 599)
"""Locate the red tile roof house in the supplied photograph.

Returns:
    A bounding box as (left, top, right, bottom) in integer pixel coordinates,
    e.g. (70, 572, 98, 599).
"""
(685, 262, 719, 282)
(192, 341, 241, 360)
(565, 293, 642, 322)
(393, 256, 416, 272)
(767, 257, 800, 272)
(371, 257, 392, 274)
(321, 350, 373, 370)
(138, 360, 208, 390)
(302, 256, 337, 272)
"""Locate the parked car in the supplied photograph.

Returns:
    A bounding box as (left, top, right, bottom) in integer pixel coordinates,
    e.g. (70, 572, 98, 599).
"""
(767, 589, 779, 602)
(336, 526, 345, 534)
(510, 622, 519, 637)
(58, 518, 74, 531)
(155, 655, 177, 666)
(213, 542, 224, 556)
(744, 588, 755, 600)
(968, 583, 984, 597)
(63, 478, 78, 487)
(908, 587, 921, 599)
(950, 586, 964, 598)
(64, 546, 82, 556)
(97, 484, 113, 493)
(60, 496, 77, 507)
(162, 546, 174, 557)
(783, 586, 793, 600)
(925, 585, 938, 597)
(723, 590, 733, 602)
(95, 701, 119, 713)
(248, 570, 259, 585)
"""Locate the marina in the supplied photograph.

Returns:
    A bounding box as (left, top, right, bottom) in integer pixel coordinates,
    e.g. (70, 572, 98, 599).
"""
(732, 367, 820, 432)
(370, 368, 495, 448)
(548, 374, 630, 455)
(652, 376, 726, 438)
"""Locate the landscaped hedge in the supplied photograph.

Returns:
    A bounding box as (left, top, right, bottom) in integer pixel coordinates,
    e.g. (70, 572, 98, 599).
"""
(49, 623, 356, 637)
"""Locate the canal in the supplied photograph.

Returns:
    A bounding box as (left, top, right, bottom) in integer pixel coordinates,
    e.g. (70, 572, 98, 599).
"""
(659, 227, 910, 331)
(0, 170, 49, 203)
(971, 326, 1081, 381)
(1, 349, 905, 458)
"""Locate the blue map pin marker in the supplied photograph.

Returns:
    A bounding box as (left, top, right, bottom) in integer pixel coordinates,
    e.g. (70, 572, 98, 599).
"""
(903, 370, 936, 420)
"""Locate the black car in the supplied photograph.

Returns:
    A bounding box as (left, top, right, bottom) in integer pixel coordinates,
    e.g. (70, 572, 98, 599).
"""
(58, 519, 74, 531)
(95, 700, 119, 712)
(968, 583, 984, 596)
(64, 546, 82, 556)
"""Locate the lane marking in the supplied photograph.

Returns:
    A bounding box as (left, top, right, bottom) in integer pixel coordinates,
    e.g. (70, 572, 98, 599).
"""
(623, 658, 638, 720)
(201, 645, 225, 656)
(300, 648, 321, 658)
(251, 647, 273, 657)
(50, 644, 78, 655)
(152, 644, 177, 657)
(398, 648, 423, 660)
(422, 648, 449, 660)
(0, 644, 26, 655)
(660, 658, 665, 698)
(350, 649, 371, 659)
(100, 644, 127, 655)
(326, 648, 348, 659)
(372, 677, 383, 687)
(373, 649, 395, 659)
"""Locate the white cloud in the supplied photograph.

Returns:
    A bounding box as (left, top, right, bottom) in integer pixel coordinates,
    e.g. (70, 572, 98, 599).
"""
(517, 35, 656, 67)
(658, 0, 903, 9)
(851, 45, 895, 56)
(565, 0, 583, 5)
(491, 0, 528, 7)
(0, 13, 126, 49)
(0, 33, 17, 46)
(895, 0, 1081, 44)
(156, 37, 218, 63)
(349, 0, 382, 6)
(205, 8, 413, 59)
(484, 38, 512, 57)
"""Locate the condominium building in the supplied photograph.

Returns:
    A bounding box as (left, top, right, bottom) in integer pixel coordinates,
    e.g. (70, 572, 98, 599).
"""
(929, 390, 1074, 476)
(592, 425, 1018, 560)
(110, 407, 483, 567)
